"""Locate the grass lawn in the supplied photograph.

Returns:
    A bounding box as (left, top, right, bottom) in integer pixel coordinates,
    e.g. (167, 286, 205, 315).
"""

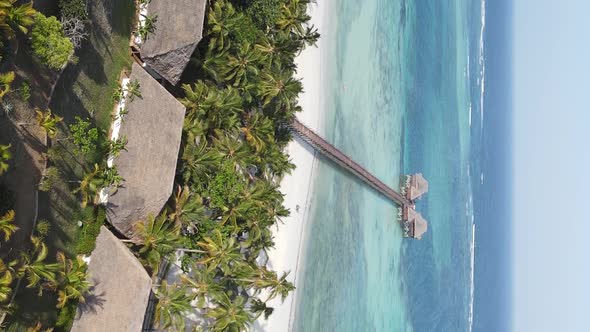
(5, 1, 135, 330)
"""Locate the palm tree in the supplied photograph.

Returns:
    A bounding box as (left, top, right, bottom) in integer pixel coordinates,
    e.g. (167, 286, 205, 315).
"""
(181, 140, 222, 185)
(240, 113, 275, 153)
(0, 259, 15, 303)
(256, 143, 295, 178)
(219, 43, 263, 88)
(249, 297, 274, 320)
(0, 144, 11, 175)
(55, 252, 90, 308)
(183, 118, 207, 145)
(221, 197, 256, 235)
(259, 270, 294, 302)
(153, 281, 193, 332)
(211, 131, 252, 170)
(126, 79, 142, 101)
(5, 0, 35, 35)
(255, 37, 282, 70)
(20, 109, 63, 138)
(207, 292, 252, 332)
(299, 25, 320, 48)
(0, 71, 14, 98)
(138, 14, 157, 41)
(258, 69, 302, 109)
(0, 210, 17, 241)
(197, 229, 242, 275)
(202, 45, 232, 84)
(180, 82, 242, 134)
(0, 0, 35, 39)
(276, 0, 310, 36)
(73, 164, 102, 208)
(132, 214, 182, 269)
(255, 32, 299, 71)
(180, 265, 222, 309)
(168, 185, 206, 231)
(180, 81, 209, 117)
(17, 236, 58, 295)
(207, 0, 240, 51)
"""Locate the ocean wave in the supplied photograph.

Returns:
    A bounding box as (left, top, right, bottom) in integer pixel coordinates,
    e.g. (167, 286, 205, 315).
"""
(468, 102, 472, 128)
(468, 223, 476, 332)
(478, 0, 487, 132)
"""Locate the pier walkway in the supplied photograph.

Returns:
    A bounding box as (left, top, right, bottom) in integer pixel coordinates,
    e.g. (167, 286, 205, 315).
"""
(289, 119, 412, 207)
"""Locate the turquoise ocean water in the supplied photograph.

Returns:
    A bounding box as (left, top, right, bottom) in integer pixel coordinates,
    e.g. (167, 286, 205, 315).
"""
(293, 0, 488, 331)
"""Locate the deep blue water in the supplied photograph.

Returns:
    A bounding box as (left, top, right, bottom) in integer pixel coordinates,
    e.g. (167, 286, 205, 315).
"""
(402, 1, 512, 331)
(293, 0, 512, 331)
(471, 0, 513, 331)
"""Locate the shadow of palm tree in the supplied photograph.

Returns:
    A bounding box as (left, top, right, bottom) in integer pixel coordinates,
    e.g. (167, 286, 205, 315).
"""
(76, 281, 107, 316)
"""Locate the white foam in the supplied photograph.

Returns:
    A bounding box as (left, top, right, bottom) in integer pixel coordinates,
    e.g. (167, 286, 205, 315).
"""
(468, 102, 472, 128)
(468, 223, 476, 332)
(478, 0, 487, 131)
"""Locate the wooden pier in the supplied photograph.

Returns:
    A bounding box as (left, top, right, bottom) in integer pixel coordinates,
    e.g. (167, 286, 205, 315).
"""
(289, 119, 413, 208)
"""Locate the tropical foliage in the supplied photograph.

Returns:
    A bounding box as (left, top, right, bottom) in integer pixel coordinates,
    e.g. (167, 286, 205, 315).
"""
(54, 252, 90, 308)
(34, 109, 63, 138)
(153, 281, 193, 332)
(139, 0, 317, 330)
(0, 70, 14, 98)
(30, 12, 74, 69)
(0, 209, 16, 240)
(69, 116, 100, 155)
(0, 0, 36, 39)
(0, 143, 10, 174)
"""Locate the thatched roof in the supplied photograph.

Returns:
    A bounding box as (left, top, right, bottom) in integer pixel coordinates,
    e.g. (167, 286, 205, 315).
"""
(403, 206, 428, 239)
(106, 63, 186, 237)
(71, 226, 152, 332)
(408, 173, 429, 200)
(140, 0, 208, 84)
(413, 213, 428, 240)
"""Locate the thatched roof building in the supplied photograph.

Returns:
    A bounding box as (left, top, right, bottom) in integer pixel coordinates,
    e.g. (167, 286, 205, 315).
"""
(138, 0, 208, 85)
(106, 62, 186, 236)
(412, 213, 428, 240)
(407, 173, 429, 201)
(71, 227, 152, 332)
(402, 206, 428, 240)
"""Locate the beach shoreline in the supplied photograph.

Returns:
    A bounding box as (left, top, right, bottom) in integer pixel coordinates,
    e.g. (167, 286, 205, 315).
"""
(253, 2, 327, 331)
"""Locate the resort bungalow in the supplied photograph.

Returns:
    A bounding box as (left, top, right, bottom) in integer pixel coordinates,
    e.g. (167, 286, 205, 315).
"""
(402, 206, 428, 240)
(406, 173, 429, 201)
(105, 62, 186, 237)
(71, 227, 152, 332)
(131, 0, 208, 85)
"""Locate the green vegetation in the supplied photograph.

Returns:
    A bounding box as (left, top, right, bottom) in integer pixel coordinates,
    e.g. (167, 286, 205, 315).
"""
(236, 0, 283, 30)
(0, 144, 10, 174)
(138, 14, 157, 41)
(2, 0, 135, 329)
(31, 13, 74, 70)
(17, 81, 30, 102)
(124, 0, 318, 331)
(33, 109, 64, 138)
(3, 0, 316, 330)
(58, 0, 88, 20)
(75, 207, 105, 255)
(0, 144, 90, 325)
(69, 117, 100, 155)
(0, 0, 35, 40)
(0, 71, 14, 98)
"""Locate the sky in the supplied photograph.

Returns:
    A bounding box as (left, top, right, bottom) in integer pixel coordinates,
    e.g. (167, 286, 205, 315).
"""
(512, 1, 590, 331)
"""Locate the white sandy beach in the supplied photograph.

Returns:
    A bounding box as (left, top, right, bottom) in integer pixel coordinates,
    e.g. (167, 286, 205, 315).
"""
(252, 2, 328, 331)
